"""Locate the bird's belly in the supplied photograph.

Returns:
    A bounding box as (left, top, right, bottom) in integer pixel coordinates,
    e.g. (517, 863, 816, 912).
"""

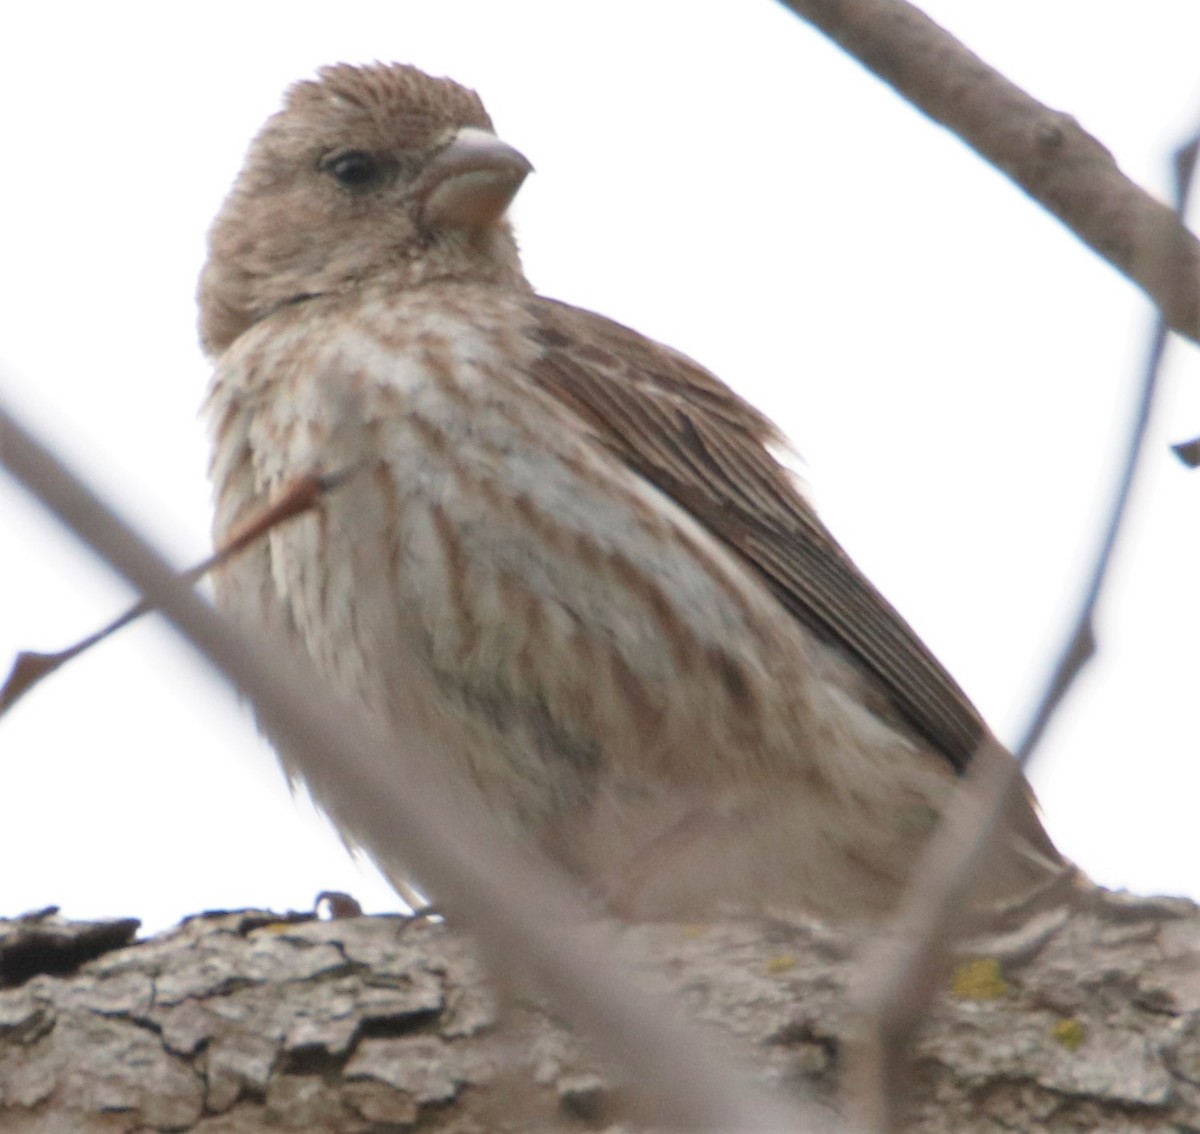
(210, 322, 959, 918)
(268, 418, 945, 912)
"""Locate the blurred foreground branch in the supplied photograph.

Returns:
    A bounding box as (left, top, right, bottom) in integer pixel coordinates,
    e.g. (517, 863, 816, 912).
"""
(0, 403, 805, 1131)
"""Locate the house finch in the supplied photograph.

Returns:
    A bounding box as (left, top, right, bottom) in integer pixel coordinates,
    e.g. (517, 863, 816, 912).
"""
(200, 62, 1064, 920)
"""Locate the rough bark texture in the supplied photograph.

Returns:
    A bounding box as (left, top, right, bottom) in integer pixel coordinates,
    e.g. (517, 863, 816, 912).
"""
(1, 891, 1198, 1133)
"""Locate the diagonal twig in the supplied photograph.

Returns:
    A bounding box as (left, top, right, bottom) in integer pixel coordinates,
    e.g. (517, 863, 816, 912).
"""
(0, 470, 348, 717)
(845, 126, 1199, 1133)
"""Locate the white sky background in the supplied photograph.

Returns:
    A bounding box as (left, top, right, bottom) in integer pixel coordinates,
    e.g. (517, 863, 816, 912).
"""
(2, 2, 1199, 934)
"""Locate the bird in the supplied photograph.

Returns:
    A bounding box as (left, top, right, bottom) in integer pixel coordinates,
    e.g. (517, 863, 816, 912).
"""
(199, 61, 1066, 922)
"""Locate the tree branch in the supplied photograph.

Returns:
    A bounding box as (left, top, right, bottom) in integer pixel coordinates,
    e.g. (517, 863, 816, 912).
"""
(0, 401, 806, 1132)
(1, 897, 1195, 1131)
(777, 0, 1200, 342)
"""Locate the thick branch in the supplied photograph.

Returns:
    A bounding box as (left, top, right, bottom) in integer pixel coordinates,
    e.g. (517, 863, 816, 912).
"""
(1, 895, 1197, 1132)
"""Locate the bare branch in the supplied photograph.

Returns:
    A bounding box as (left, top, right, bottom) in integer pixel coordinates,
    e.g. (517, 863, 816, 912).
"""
(844, 121, 1200, 1134)
(0, 400, 812, 1132)
(777, 0, 1200, 343)
(1013, 133, 1196, 762)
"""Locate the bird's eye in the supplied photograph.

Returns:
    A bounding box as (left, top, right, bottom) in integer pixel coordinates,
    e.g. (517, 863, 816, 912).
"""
(323, 150, 385, 188)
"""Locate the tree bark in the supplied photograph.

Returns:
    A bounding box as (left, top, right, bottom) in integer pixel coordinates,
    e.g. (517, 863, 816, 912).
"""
(2, 889, 1198, 1132)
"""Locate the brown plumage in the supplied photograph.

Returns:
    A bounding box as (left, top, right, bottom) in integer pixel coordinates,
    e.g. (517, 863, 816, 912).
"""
(201, 62, 1064, 919)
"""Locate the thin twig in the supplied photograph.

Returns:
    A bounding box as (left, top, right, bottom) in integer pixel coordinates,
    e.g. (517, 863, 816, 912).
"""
(846, 128, 1199, 1133)
(1015, 133, 1196, 762)
(0, 470, 345, 716)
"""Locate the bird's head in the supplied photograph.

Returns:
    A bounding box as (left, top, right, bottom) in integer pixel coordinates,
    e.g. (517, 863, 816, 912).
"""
(198, 62, 533, 356)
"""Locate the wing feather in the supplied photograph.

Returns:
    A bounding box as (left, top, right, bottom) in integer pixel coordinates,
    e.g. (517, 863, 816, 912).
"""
(525, 297, 985, 772)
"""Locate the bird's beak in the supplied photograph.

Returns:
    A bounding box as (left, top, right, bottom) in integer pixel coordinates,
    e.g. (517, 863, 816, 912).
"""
(415, 126, 533, 230)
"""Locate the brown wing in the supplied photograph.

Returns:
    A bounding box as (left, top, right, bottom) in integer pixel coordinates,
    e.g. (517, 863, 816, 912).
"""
(524, 296, 986, 773)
